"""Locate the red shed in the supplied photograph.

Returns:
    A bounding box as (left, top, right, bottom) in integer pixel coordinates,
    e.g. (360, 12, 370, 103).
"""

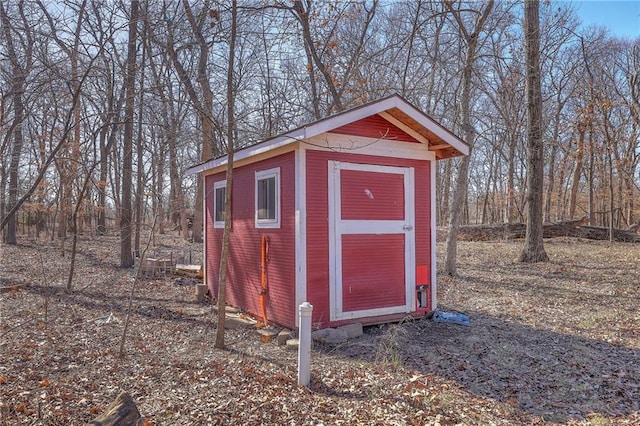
(188, 95, 468, 330)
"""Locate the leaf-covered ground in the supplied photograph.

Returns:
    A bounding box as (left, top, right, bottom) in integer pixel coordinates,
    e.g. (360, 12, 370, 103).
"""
(1, 234, 639, 425)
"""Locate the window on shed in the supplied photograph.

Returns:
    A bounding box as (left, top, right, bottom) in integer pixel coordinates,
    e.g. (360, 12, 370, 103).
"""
(213, 180, 226, 229)
(255, 167, 280, 228)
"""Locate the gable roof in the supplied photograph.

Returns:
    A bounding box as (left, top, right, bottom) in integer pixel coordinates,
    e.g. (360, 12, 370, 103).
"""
(187, 94, 468, 175)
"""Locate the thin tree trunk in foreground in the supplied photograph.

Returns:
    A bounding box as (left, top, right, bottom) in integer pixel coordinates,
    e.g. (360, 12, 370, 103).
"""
(215, 0, 237, 350)
(443, 0, 494, 276)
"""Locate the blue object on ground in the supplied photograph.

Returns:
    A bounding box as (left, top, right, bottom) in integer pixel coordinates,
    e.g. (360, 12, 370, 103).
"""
(432, 311, 470, 327)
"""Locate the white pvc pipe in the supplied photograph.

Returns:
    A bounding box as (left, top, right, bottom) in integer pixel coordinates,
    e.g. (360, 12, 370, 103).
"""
(297, 302, 313, 386)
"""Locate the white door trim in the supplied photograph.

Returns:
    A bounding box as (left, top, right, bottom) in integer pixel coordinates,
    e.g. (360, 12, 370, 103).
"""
(294, 146, 307, 326)
(328, 161, 415, 321)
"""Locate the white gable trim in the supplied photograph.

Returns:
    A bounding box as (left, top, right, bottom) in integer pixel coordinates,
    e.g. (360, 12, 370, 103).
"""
(186, 131, 304, 175)
(378, 111, 430, 144)
(392, 97, 469, 156)
(186, 95, 466, 176)
(303, 97, 400, 137)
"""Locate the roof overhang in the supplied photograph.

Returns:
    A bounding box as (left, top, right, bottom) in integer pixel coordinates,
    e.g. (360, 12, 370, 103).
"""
(186, 94, 468, 176)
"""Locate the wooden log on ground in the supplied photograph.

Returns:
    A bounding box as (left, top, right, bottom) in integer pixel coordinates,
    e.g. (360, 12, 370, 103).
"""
(457, 218, 639, 242)
(175, 264, 202, 278)
(574, 225, 640, 242)
(88, 391, 142, 426)
(458, 223, 525, 241)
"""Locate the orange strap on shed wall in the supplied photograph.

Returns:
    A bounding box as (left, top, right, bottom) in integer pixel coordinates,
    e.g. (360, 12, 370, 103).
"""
(259, 235, 269, 326)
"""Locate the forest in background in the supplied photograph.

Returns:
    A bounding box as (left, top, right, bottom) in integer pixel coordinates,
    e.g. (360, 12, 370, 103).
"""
(1, 0, 639, 254)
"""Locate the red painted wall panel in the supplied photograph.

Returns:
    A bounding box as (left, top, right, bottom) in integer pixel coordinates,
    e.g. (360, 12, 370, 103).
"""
(340, 169, 405, 220)
(328, 115, 419, 142)
(341, 234, 405, 312)
(306, 150, 432, 328)
(205, 152, 296, 328)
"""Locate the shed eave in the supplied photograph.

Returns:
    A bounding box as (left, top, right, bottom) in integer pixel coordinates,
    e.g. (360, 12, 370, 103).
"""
(185, 94, 468, 175)
(185, 129, 305, 175)
(388, 98, 469, 158)
(302, 95, 468, 159)
(303, 96, 401, 138)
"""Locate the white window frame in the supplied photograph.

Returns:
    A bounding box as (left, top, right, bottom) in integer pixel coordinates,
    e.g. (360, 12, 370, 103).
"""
(213, 179, 227, 229)
(255, 167, 281, 229)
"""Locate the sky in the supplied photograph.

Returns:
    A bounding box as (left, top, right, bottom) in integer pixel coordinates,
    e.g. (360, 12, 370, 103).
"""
(573, 0, 640, 39)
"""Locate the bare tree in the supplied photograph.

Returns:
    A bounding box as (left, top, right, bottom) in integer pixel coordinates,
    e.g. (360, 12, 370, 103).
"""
(519, 0, 548, 262)
(0, 2, 33, 244)
(120, 0, 139, 268)
(134, 4, 149, 254)
(443, 0, 495, 276)
(161, 0, 222, 243)
(215, 0, 237, 350)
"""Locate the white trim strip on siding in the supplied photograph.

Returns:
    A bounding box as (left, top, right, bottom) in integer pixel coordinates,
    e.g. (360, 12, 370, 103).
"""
(294, 146, 307, 326)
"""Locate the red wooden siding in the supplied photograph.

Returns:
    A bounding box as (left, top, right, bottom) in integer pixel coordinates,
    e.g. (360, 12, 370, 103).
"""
(205, 152, 296, 328)
(341, 234, 405, 312)
(306, 150, 432, 328)
(340, 169, 405, 220)
(328, 114, 419, 143)
(413, 159, 432, 311)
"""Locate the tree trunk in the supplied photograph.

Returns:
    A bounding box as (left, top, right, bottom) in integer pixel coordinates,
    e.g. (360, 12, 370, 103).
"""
(293, 0, 344, 114)
(568, 125, 585, 218)
(181, 0, 218, 244)
(443, 0, 494, 276)
(120, 0, 138, 268)
(97, 84, 124, 235)
(67, 165, 97, 289)
(168, 127, 187, 238)
(215, 0, 237, 350)
(505, 133, 518, 223)
(519, 0, 548, 263)
(155, 141, 166, 235)
(0, 3, 29, 245)
(145, 26, 179, 238)
(544, 98, 563, 222)
(588, 127, 595, 225)
(134, 21, 147, 253)
(444, 155, 471, 276)
(4, 75, 24, 246)
(438, 160, 451, 226)
(97, 123, 108, 235)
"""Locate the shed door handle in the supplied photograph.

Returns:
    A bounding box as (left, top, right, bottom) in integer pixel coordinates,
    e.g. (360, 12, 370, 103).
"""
(402, 225, 413, 231)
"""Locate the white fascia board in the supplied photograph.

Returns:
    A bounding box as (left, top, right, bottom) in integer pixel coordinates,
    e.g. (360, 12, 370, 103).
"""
(185, 95, 466, 176)
(393, 97, 469, 156)
(378, 111, 430, 144)
(185, 162, 212, 176)
(185, 130, 305, 175)
(304, 97, 400, 138)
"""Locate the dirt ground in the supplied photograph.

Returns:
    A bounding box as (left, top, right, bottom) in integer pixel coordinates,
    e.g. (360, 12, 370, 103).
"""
(1, 233, 639, 425)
